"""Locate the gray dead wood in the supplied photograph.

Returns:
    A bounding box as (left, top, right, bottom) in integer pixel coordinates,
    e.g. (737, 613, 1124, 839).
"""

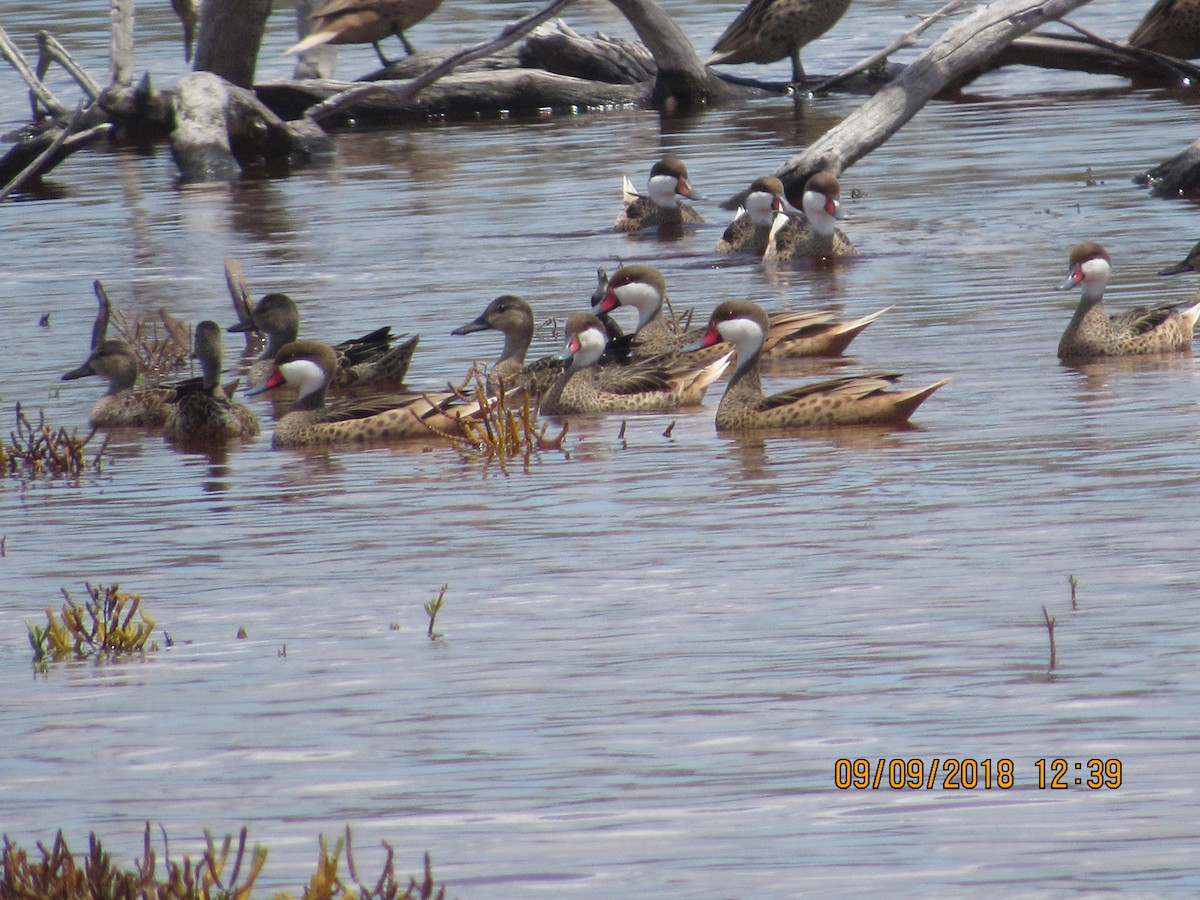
(170, 71, 333, 184)
(192, 0, 272, 89)
(0, 104, 111, 200)
(773, 0, 1095, 195)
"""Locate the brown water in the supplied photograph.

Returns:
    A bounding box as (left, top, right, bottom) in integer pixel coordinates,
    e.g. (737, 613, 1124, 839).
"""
(4, 0, 1200, 894)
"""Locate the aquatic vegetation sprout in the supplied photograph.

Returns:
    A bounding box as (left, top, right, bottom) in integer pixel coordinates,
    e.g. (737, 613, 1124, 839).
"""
(28, 582, 158, 670)
(0, 823, 445, 899)
(441, 369, 568, 470)
(425, 585, 447, 639)
(1, 403, 106, 480)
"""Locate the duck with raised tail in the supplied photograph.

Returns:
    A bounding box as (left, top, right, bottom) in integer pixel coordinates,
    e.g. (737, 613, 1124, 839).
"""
(762, 171, 857, 261)
(694, 300, 948, 430)
(248, 340, 482, 448)
(596, 263, 884, 359)
(164, 321, 259, 443)
(1056, 241, 1200, 361)
(228, 292, 417, 390)
(539, 313, 731, 416)
(706, 0, 853, 83)
(615, 157, 704, 234)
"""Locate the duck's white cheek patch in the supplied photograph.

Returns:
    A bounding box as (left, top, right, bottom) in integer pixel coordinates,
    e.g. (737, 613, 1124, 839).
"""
(648, 174, 679, 205)
(716, 318, 763, 355)
(279, 359, 325, 397)
(615, 281, 662, 321)
(1081, 258, 1111, 281)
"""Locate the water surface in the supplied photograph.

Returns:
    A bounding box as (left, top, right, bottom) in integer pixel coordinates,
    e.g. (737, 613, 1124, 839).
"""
(3, 0, 1200, 895)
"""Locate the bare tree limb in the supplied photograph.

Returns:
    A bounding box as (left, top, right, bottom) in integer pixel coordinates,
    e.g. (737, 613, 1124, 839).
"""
(0, 103, 112, 201)
(110, 0, 134, 86)
(0, 22, 69, 119)
(305, 0, 579, 122)
(38, 31, 105, 101)
(775, 0, 1094, 193)
(812, 0, 973, 94)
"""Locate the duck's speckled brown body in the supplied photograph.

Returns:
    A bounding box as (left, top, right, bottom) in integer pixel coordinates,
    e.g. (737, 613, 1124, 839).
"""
(706, 0, 853, 82)
(61, 340, 175, 429)
(595, 263, 881, 360)
(285, 0, 442, 63)
(539, 313, 730, 415)
(615, 157, 704, 234)
(762, 171, 857, 261)
(698, 300, 948, 430)
(1057, 242, 1200, 361)
(1127, 0, 1200, 59)
(252, 340, 478, 448)
(164, 321, 259, 443)
(229, 292, 417, 390)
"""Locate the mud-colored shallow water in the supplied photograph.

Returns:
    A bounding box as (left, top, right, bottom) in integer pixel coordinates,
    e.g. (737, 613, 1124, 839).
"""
(3, 0, 1200, 895)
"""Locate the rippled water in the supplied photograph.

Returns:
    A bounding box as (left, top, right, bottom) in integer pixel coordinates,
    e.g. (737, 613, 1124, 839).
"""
(4, 0, 1200, 895)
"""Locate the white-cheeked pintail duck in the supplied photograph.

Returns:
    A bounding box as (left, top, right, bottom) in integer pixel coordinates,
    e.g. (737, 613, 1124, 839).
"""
(762, 171, 857, 261)
(695, 300, 948, 431)
(248, 340, 481, 448)
(596, 263, 884, 360)
(539, 313, 731, 416)
(1057, 241, 1200, 361)
(615, 157, 704, 235)
(228, 292, 417, 390)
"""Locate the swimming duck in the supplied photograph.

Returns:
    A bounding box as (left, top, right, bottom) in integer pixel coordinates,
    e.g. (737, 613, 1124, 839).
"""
(452, 294, 635, 397)
(248, 340, 480, 448)
(539, 313, 731, 416)
(1157, 239, 1200, 276)
(1057, 241, 1200, 361)
(695, 300, 948, 430)
(1127, 0, 1200, 59)
(61, 340, 175, 429)
(706, 0, 853, 83)
(762, 171, 857, 261)
(614, 157, 705, 234)
(228, 292, 417, 390)
(715, 176, 803, 255)
(284, 0, 442, 66)
(596, 263, 882, 359)
(164, 321, 260, 443)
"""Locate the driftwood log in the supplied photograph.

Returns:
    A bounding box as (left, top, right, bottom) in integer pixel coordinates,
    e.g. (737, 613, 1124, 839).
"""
(6, 0, 1200, 193)
(773, 0, 1096, 195)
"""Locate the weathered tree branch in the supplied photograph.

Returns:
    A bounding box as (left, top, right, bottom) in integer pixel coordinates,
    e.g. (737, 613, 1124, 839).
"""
(0, 22, 69, 119)
(774, 0, 1094, 194)
(0, 104, 112, 200)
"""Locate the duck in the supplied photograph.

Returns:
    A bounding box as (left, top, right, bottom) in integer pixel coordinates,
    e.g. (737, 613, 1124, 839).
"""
(248, 340, 480, 448)
(228, 292, 417, 390)
(715, 176, 803, 255)
(284, 0, 442, 66)
(1127, 0, 1200, 59)
(1157, 239, 1200, 276)
(694, 300, 948, 430)
(61, 340, 176, 429)
(614, 157, 705, 234)
(595, 263, 883, 359)
(452, 294, 635, 397)
(164, 321, 260, 443)
(706, 0, 854, 83)
(762, 171, 857, 261)
(539, 313, 731, 416)
(1056, 241, 1200, 361)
